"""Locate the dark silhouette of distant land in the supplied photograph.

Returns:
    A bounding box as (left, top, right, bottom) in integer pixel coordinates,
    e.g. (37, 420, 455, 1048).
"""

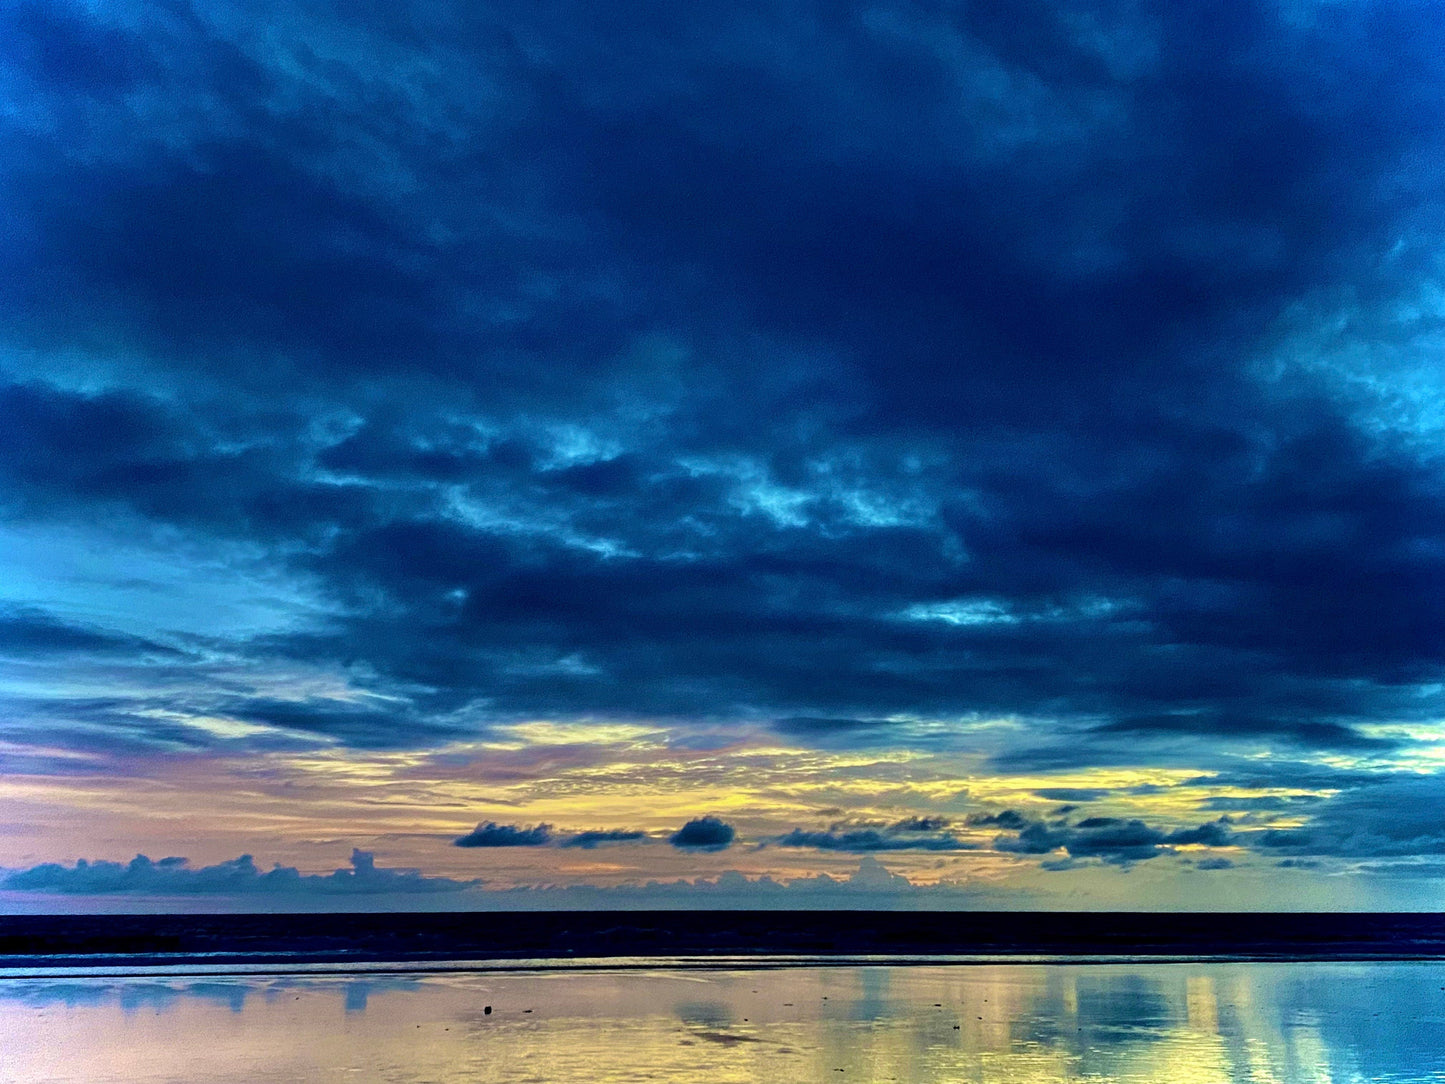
(3, 911, 1445, 967)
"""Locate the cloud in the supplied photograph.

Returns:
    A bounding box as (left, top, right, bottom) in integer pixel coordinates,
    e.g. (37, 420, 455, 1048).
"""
(0, 850, 477, 895)
(472, 856, 945, 909)
(0, 0, 1443, 841)
(1166, 821, 1233, 847)
(1031, 789, 1107, 803)
(890, 816, 950, 832)
(967, 810, 1030, 830)
(669, 816, 735, 851)
(995, 816, 1235, 867)
(0, 854, 1022, 911)
(218, 697, 469, 750)
(775, 828, 976, 853)
(1199, 795, 1324, 813)
(771, 717, 888, 739)
(1234, 776, 1445, 861)
(0, 605, 182, 659)
(561, 829, 648, 849)
(453, 823, 553, 848)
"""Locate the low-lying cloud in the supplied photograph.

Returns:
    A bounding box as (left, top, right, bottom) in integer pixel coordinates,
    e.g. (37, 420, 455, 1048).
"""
(453, 823, 554, 848)
(775, 828, 976, 853)
(995, 816, 1235, 867)
(0, 854, 1017, 910)
(561, 829, 648, 849)
(0, 850, 477, 895)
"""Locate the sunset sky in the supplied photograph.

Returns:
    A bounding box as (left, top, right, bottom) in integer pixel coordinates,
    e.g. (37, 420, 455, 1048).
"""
(3, 0, 1445, 910)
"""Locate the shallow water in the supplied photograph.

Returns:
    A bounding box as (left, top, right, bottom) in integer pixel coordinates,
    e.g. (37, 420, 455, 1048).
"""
(4, 960, 1445, 1083)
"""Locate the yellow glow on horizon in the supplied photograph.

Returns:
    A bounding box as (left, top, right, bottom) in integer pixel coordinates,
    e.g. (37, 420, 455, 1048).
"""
(0, 712, 1389, 900)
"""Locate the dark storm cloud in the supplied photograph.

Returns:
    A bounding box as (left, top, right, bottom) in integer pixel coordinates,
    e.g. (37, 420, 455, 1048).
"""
(2, 0, 1445, 791)
(0, 381, 378, 538)
(670, 817, 735, 851)
(453, 822, 553, 848)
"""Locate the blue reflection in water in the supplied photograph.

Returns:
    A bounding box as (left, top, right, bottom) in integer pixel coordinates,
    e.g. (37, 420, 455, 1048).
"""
(2, 961, 1444, 1083)
(674, 999, 734, 1028)
(853, 962, 890, 1022)
(344, 981, 370, 1014)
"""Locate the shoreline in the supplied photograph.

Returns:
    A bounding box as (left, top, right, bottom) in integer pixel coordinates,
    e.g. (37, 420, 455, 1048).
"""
(6, 951, 1445, 979)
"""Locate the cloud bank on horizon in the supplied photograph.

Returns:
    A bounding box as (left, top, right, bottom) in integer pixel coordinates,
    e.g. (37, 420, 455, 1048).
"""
(0, 849, 478, 897)
(1, 0, 1444, 903)
(0, 851, 990, 911)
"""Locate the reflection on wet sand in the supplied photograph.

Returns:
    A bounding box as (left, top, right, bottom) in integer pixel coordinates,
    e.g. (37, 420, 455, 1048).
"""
(4, 961, 1444, 1083)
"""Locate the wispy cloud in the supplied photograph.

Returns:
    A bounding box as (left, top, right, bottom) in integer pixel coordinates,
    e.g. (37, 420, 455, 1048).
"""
(561, 829, 648, 849)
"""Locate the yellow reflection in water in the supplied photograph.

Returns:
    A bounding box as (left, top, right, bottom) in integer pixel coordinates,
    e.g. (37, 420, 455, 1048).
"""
(1187, 974, 1218, 1033)
(2, 962, 1442, 1084)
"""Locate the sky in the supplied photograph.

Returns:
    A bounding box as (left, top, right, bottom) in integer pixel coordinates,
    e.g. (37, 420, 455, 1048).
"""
(1, 0, 1444, 911)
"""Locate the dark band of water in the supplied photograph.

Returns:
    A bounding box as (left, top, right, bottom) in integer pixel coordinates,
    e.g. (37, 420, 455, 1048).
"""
(4, 911, 1445, 970)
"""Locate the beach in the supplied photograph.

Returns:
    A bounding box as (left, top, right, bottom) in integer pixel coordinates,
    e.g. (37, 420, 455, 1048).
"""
(5, 958, 1445, 1083)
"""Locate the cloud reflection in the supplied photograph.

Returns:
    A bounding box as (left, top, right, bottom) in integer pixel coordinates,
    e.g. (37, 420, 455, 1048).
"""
(2, 963, 1442, 1082)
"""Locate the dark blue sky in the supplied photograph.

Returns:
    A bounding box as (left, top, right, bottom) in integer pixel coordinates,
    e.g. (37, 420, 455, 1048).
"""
(2, 0, 1444, 905)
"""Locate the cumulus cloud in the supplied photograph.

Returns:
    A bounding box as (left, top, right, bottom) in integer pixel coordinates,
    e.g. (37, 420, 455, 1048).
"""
(670, 817, 736, 851)
(453, 823, 553, 848)
(0, 850, 477, 895)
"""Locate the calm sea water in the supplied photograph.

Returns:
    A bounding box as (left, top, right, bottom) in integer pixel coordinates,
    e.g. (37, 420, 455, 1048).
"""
(4, 960, 1444, 1083)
